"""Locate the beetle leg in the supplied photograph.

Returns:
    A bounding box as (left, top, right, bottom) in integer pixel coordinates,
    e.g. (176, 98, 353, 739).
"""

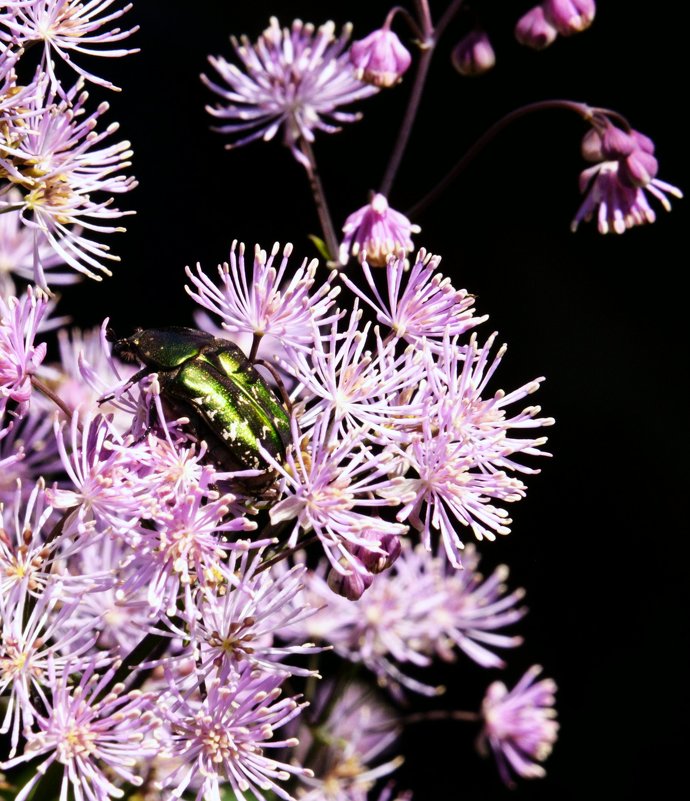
(252, 359, 293, 414)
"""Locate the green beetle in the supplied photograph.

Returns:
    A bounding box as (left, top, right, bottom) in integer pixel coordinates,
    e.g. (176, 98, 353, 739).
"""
(109, 327, 291, 476)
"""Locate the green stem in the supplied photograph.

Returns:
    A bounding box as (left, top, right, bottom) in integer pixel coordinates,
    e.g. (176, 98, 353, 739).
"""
(300, 138, 340, 264)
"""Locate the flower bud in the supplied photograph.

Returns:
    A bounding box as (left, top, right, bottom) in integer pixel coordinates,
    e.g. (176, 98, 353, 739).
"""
(631, 129, 655, 155)
(619, 149, 659, 188)
(580, 128, 603, 162)
(354, 533, 402, 574)
(599, 124, 637, 160)
(350, 28, 412, 88)
(515, 5, 558, 50)
(543, 0, 596, 36)
(327, 562, 374, 601)
(451, 30, 496, 76)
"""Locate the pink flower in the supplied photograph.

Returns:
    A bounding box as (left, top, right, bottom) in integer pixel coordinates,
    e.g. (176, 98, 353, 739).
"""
(572, 123, 682, 235)
(203, 17, 378, 169)
(339, 193, 420, 266)
(350, 28, 412, 88)
(0, 288, 48, 422)
(478, 665, 559, 786)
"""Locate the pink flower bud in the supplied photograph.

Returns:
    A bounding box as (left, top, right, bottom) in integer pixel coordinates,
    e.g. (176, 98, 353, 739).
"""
(631, 129, 655, 154)
(327, 563, 374, 601)
(543, 0, 596, 36)
(619, 149, 659, 188)
(451, 30, 496, 76)
(350, 28, 412, 88)
(354, 534, 403, 574)
(580, 128, 603, 162)
(515, 5, 558, 50)
(600, 125, 637, 160)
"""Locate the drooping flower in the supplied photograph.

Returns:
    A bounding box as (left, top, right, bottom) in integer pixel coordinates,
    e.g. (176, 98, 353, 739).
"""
(350, 27, 412, 88)
(339, 193, 420, 266)
(572, 121, 683, 234)
(203, 17, 378, 168)
(477, 665, 559, 786)
(1, 0, 139, 91)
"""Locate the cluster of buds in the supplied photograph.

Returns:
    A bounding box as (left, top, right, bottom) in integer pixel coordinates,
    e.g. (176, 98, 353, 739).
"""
(573, 116, 683, 234)
(516, 0, 596, 49)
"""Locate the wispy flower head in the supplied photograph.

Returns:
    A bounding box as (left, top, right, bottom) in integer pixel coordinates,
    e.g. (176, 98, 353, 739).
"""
(181, 549, 320, 684)
(478, 664, 559, 786)
(1, 0, 139, 91)
(389, 332, 552, 567)
(0, 78, 136, 288)
(157, 670, 310, 801)
(268, 417, 409, 574)
(203, 17, 378, 168)
(339, 193, 420, 266)
(0, 580, 97, 757)
(340, 249, 487, 349)
(1, 657, 159, 801)
(282, 542, 525, 695)
(294, 681, 402, 801)
(185, 241, 341, 355)
(0, 287, 48, 424)
(0, 189, 77, 295)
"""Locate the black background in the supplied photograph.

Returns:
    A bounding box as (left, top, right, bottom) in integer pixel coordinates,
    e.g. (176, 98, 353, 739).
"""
(56, 2, 688, 799)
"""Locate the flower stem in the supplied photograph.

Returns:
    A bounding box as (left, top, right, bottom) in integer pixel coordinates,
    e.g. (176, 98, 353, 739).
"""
(373, 708, 481, 731)
(256, 532, 320, 574)
(407, 98, 592, 217)
(379, 0, 466, 197)
(379, 40, 433, 198)
(300, 138, 340, 264)
(31, 375, 74, 422)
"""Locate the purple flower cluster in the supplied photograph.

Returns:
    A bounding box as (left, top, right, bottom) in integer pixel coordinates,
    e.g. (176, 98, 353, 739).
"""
(572, 116, 682, 234)
(0, 0, 137, 291)
(8, 1, 681, 796)
(1, 230, 558, 797)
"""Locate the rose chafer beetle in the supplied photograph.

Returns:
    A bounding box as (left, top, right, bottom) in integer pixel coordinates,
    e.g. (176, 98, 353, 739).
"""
(109, 327, 291, 476)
